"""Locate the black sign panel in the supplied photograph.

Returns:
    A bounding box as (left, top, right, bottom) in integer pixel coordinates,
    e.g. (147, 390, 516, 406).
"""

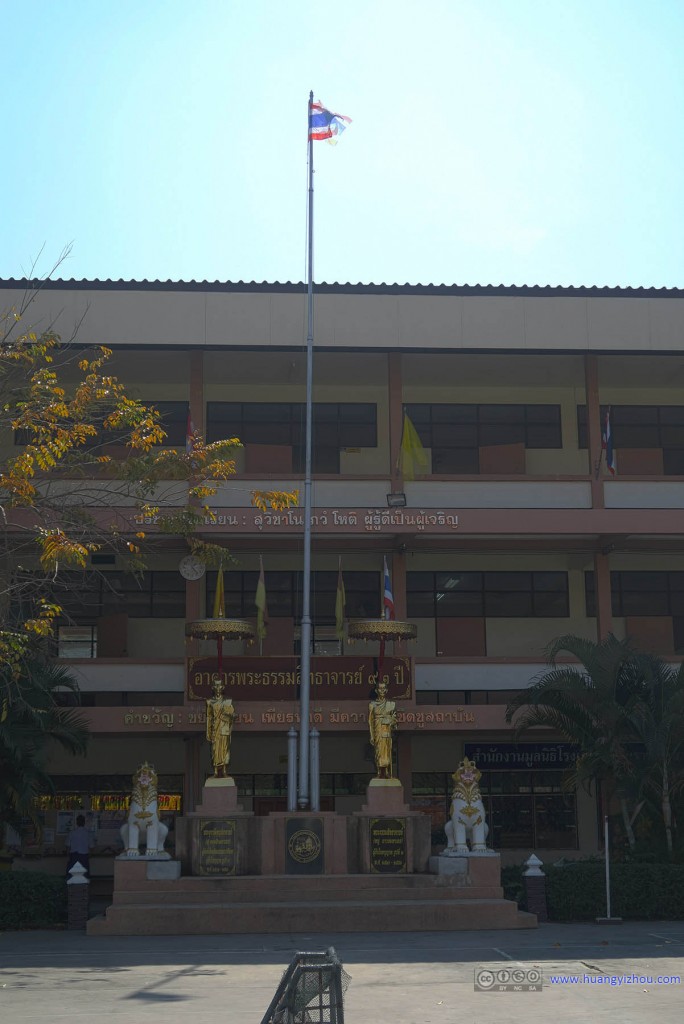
(198, 818, 236, 876)
(369, 817, 406, 873)
(285, 817, 324, 875)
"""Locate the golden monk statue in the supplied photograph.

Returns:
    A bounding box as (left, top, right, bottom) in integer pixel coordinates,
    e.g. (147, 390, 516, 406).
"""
(206, 675, 235, 778)
(368, 678, 397, 779)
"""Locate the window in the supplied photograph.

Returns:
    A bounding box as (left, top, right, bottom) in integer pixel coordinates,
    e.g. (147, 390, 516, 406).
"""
(406, 403, 562, 474)
(153, 402, 190, 447)
(206, 402, 377, 473)
(411, 770, 578, 849)
(585, 570, 684, 618)
(206, 570, 380, 623)
(407, 571, 569, 618)
(57, 626, 97, 659)
(51, 571, 186, 621)
(578, 405, 684, 473)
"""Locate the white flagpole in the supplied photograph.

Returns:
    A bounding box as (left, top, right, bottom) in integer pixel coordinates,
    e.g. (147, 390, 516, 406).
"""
(298, 90, 315, 809)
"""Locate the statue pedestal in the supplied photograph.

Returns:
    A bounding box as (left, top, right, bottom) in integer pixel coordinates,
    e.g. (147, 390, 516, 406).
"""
(175, 778, 258, 876)
(193, 777, 241, 816)
(349, 779, 431, 874)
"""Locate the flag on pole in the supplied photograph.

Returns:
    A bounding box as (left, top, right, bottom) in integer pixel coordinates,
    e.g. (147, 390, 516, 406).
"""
(399, 411, 429, 481)
(185, 410, 195, 455)
(383, 557, 395, 621)
(602, 407, 616, 476)
(255, 556, 269, 642)
(309, 100, 352, 142)
(335, 557, 346, 641)
(213, 567, 225, 618)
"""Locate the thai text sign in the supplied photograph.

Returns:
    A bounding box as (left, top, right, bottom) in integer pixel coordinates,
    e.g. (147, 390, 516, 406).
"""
(132, 507, 459, 534)
(187, 656, 412, 702)
(464, 743, 580, 769)
(369, 817, 407, 873)
(198, 819, 236, 876)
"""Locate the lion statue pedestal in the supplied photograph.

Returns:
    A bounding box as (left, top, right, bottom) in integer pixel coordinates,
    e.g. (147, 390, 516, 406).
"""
(442, 756, 495, 857)
(119, 762, 171, 859)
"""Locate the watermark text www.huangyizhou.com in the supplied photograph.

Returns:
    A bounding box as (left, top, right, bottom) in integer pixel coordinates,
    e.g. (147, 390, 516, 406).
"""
(475, 967, 681, 992)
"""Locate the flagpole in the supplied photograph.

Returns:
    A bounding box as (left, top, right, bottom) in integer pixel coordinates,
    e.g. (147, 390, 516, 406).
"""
(298, 90, 315, 809)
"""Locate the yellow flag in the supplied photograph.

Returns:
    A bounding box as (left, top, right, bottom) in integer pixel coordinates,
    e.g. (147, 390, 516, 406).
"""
(335, 557, 346, 641)
(399, 412, 429, 481)
(255, 556, 268, 641)
(212, 568, 225, 618)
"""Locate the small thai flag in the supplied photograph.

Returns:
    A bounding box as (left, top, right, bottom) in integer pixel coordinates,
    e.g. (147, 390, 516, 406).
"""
(602, 408, 616, 475)
(309, 100, 352, 141)
(383, 557, 395, 621)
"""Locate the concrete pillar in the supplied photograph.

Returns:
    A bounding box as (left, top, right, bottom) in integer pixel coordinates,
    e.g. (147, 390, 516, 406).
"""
(594, 551, 613, 640)
(584, 354, 604, 509)
(523, 854, 548, 922)
(388, 352, 404, 486)
(66, 861, 89, 930)
(396, 732, 413, 801)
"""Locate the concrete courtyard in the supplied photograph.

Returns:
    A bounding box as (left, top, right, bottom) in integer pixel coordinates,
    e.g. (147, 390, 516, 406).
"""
(1, 922, 683, 1024)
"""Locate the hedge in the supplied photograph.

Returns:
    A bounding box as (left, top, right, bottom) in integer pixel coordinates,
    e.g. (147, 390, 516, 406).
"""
(503, 861, 684, 921)
(0, 871, 67, 930)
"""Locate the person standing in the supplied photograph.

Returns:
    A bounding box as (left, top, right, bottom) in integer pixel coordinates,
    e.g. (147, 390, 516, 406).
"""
(66, 814, 93, 877)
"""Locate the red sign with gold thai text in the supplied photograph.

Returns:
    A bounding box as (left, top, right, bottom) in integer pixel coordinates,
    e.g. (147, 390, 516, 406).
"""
(186, 656, 412, 702)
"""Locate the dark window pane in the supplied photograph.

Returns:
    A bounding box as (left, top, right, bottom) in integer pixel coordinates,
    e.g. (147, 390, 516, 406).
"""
(436, 591, 484, 616)
(663, 450, 684, 475)
(485, 592, 533, 617)
(432, 448, 479, 473)
(479, 405, 525, 425)
(154, 402, 189, 446)
(479, 423, 525, 446)
(436, 572, 482, 591)
(407, 593, 436, 617)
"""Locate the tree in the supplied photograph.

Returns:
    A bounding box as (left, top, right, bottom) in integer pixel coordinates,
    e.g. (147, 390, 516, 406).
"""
(0, 267, 297, 703)
(0, 658, 89, 835)
(506, 634, 684, 854)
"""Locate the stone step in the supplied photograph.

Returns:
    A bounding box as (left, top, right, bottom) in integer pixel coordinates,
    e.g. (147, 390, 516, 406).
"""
(88, 898, 536, 935)
(113, 883, 503, 905)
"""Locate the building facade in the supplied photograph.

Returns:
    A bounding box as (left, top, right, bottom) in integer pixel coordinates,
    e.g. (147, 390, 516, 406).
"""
(4, 278, 684, 867)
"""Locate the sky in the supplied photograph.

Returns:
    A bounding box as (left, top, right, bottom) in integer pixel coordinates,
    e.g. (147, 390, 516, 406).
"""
(2, 0, 683, 288)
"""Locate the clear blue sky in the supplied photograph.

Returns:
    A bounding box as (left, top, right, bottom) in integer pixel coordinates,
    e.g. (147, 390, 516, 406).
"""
(2, 0, 683, 287)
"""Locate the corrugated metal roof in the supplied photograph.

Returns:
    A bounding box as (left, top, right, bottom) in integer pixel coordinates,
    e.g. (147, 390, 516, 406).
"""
(0, 278, 683, 297)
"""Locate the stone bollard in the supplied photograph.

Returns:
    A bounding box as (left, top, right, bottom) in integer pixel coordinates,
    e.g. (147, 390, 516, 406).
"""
(523, 853, 548, 922)
(67, 861, 90, 930)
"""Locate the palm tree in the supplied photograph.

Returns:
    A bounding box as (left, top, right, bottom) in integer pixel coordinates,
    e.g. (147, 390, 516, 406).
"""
(623, 657, 684, 854)
(505, 634, 657, 849)
(0, 658, 89, 836)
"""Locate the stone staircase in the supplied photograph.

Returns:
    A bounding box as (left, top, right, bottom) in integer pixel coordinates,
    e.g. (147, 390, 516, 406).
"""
(87, 870, 536, 935)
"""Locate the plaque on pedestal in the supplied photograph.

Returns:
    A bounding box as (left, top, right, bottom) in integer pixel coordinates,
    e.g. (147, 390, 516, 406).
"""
(198, 818, 237, 876)
(285, 817, 324, 875)
(369, 817, 407, 873)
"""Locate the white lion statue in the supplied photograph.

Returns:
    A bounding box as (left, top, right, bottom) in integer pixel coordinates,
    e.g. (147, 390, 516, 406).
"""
(444, 756, 490, 855)
(120, 762, 170, 858)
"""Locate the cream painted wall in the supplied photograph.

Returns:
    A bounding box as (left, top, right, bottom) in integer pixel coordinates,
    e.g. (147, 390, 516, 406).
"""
(46, 736, 185, 775)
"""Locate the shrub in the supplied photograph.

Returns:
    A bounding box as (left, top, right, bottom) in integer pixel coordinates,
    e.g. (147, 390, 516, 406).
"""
(0, 871, 67, 930)
(546, 862, 684, 921)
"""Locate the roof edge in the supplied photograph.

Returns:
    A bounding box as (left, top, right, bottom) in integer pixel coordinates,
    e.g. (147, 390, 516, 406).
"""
(0, 278, 683, 299)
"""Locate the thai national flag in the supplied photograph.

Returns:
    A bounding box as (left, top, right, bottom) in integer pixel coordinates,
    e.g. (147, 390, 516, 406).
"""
(602, 408, 616, 475)
(383, 557, 395, 621)
(309, 101, 352, 141)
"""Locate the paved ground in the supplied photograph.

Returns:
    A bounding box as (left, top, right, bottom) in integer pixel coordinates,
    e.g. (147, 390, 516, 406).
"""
(1, 922, 684, 1023)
